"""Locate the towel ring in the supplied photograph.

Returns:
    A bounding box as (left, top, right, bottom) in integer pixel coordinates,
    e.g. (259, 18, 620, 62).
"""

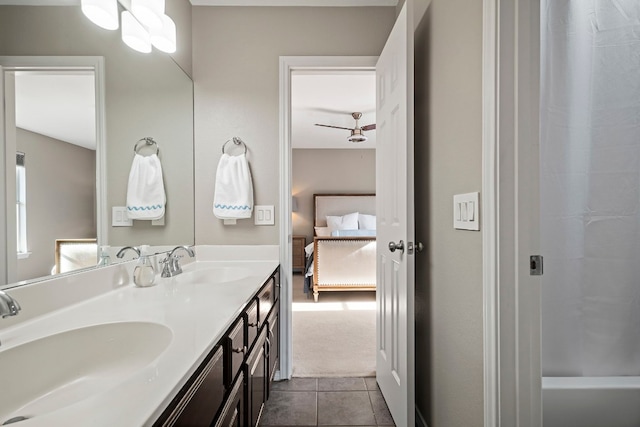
(222, 137, 247, 155)
(134, 137, 159, 155)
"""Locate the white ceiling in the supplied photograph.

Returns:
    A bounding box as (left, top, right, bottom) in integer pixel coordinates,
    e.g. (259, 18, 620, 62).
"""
(14, 72, 96, 150)
(292, 72, 376, 149)
(190, 0, 396, 5)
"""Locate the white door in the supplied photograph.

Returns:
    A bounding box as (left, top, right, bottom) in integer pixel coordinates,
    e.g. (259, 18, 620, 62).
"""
(375, 3, 414, 427)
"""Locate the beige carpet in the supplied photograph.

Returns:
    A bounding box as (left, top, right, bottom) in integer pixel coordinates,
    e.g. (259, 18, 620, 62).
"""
(292, 274, 376, 377)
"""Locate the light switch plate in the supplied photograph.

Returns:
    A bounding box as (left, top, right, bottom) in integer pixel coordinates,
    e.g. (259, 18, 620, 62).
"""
(112, 206, 133, 227)
(254, 205, 275, 225)
(453, 192, 480, 231)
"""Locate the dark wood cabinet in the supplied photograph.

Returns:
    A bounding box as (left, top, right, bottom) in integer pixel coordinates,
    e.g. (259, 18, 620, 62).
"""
(215, 372, 244, 427)
(153, 266, 280, 427)
(245, 327, 268, 427)
(155, 346, 225, 427)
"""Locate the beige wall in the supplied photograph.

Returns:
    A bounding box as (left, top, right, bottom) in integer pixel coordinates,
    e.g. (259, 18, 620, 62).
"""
(414, 0, 485, 425)
(192, 6, 396, 244)
(292, 149, 375, 244)
(16, 129, 96, 281)
(0, 4, 194, 248)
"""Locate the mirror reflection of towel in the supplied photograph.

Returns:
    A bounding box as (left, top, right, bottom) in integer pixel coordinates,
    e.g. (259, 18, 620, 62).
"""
(126, 153, 166, 220)
(213, 153, 254, 220)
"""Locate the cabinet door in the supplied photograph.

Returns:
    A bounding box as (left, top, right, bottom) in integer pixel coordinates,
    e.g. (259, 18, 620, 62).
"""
(245, 327, 268, 427)
(214, 372, 244, 427)
(245, 299, 259, 351)
(156, 346, 225, 427)
(266, 307, 280, 389)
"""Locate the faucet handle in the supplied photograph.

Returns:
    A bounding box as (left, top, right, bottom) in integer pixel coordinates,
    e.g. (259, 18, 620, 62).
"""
(160, 257, 172, 278)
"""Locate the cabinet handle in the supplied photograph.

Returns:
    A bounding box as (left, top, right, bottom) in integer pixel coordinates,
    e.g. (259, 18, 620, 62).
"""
(233, 346, 247, 354)
(248, 321, 258, 327)
(265, 338, 271, 358)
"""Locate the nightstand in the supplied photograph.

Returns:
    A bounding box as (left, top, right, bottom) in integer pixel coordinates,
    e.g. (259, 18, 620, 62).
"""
(292, 235, 306, 272)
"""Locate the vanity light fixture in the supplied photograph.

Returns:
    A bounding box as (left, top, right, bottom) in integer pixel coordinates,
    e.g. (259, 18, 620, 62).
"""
(122, 11, 152, 53)
(150, 14, 177, 53)
(81, 0, 119, 30)
(131, 0, 165, 30)
(81, 0, 176, 54)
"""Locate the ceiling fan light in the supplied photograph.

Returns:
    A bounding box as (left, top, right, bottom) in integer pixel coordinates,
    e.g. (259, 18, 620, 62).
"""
(122, 11, 152, 53)
(348, 134, 367, 143)
(150, 14, 177, 53)
(81, 0, 118, 30)
(131, 0, 165, 29)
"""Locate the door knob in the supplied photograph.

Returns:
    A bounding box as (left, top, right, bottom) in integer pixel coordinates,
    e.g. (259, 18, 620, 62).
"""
(388, 240, 405, 253)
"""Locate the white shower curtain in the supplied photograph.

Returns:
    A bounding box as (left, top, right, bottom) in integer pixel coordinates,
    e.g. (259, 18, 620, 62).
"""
(541, 0, 640, 376)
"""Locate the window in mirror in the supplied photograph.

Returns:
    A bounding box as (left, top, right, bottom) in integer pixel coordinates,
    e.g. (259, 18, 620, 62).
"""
(16, 152, 28, 258)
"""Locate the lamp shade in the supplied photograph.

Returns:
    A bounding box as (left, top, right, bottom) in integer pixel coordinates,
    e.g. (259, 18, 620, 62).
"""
(122, 11, 151, 53)
(150, 14, 177, 53)
(292, 196, 299, 213)
(81, 0, 118, 30)
(131, 0, 165, 29)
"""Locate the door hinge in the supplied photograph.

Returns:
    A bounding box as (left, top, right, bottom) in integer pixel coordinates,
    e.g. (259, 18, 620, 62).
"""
(530, 255, 543, 276)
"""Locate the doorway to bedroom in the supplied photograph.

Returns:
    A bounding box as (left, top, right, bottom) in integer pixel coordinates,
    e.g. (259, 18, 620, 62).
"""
(290, 69, 377, 378)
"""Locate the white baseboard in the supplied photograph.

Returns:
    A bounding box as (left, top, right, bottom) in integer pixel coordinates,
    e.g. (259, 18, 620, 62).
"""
(416, 406, 429, 427)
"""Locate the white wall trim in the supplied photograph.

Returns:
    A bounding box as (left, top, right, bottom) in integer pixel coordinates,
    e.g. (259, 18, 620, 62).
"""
(488, 0, 542, 425)
(279, 55, 378, 379)
(0, 56, 107, 284)
(482, 0, 499, 425)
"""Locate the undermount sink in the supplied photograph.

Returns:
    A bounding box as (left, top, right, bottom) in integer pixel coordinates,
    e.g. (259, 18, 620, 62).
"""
(177, 265, 252, 284)
(0, 321, 172, 424)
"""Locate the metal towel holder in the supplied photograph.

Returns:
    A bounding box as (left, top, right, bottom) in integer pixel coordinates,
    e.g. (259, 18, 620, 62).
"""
(222, 136, 247, 155)
(134, 137, 159, 155)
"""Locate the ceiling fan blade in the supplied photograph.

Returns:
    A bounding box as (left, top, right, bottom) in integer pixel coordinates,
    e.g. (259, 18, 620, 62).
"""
(361, 124, 376, 131)
(304, 107, 354, 115)
(314, 124, 353, 130)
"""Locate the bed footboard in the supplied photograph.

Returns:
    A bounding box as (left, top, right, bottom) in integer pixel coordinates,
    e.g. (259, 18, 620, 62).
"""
(313, 237, 377, 302)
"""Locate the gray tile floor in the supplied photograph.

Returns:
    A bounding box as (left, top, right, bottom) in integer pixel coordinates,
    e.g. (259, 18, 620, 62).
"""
(261, 377, 395, 426)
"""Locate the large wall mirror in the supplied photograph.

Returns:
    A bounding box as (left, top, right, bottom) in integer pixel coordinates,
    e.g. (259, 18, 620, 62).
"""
(0, 4, 194, 286)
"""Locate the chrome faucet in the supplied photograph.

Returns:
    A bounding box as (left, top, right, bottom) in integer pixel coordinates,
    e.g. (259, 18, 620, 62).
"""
(116, 246, 141, 259)
(161, 246, 196, 278)
(0, 290, 21, 318)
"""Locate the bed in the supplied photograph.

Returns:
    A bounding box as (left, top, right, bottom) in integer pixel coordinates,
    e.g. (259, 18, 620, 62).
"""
(306, 193, 377, 302)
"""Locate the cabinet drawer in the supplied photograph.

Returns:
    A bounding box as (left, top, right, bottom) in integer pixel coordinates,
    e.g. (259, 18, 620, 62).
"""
(257, 277, 275, 326)
(244, 299, 259, 350)
(225, 317, 245, 387)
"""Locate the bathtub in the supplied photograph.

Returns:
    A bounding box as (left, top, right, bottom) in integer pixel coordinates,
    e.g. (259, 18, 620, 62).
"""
(542, 376, 640, 427)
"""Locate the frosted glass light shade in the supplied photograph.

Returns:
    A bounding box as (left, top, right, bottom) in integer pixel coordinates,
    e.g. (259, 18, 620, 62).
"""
(81, 0, 118, 30)
(131, 0, 164, 30)
(122, 11, 151, 53)
(150, 15, 177, 53)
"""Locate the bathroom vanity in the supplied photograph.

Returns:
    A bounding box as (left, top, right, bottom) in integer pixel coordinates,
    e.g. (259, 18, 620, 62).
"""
(0, 247, 280, 427)
(154, 266, 280, 427)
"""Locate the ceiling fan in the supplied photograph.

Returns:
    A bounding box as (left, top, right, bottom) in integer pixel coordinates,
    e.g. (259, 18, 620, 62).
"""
(314, 112, 376, 143)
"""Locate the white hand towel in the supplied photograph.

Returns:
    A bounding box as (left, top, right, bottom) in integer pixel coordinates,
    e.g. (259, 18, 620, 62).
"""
(213, 153, 254, 219)
(126, 153, 166, 220)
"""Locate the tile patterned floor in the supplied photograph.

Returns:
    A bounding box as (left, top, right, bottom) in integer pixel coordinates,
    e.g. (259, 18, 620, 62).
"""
(261, 377, 395, 426)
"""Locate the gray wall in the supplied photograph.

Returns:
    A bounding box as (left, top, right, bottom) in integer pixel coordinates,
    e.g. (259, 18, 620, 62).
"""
(16, 129, 96, 281)
(292, 149, 375, 243)
(414, 0, 485, 425)
(192, 6, 396, 244)
(0, 3, 195, 248)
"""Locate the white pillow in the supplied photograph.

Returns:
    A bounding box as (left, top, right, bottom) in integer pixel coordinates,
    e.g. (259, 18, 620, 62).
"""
(359, 213, 376, 230)
(326, 212, 359, 231)
(314, 226, 332, 237)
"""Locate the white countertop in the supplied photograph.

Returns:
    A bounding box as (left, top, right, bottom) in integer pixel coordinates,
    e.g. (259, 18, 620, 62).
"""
(0, 256, 279, 427)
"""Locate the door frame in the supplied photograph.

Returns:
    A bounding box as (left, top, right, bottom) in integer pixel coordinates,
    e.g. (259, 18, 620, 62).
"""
(482, 0, 541, 425)
(0, 56, 107, 285)
(278, 55, 378, 380)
